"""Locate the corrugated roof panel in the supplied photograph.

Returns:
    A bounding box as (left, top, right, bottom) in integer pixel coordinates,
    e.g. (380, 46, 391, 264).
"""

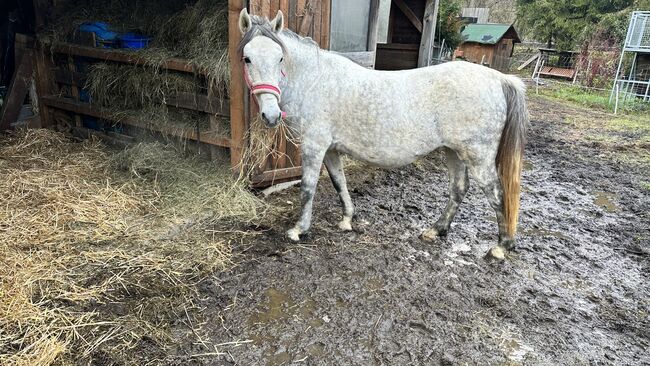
(461, 24, 512, 45)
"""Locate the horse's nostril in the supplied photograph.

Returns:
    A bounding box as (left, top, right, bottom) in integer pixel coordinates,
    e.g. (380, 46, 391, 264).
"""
(261, 112, 268, 122)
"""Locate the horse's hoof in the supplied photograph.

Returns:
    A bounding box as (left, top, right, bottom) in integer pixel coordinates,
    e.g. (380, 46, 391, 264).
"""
(286, 228, 301, 242)
(420, 228, 439, 242)
(338, 217, 353, 231)
(486, 246, 506, 260)
(499, 238, 516, 250)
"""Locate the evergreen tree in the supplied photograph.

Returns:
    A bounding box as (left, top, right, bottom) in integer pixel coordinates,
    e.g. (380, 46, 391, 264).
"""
(516, 0, 649, 50)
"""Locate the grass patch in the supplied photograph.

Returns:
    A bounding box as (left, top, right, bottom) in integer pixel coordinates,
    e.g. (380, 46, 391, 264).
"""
(0, 129, 268, 365)
(537, 84, 650, 115)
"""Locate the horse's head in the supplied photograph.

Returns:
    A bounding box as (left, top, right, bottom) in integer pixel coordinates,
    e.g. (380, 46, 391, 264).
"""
(238, 9, 286, 128)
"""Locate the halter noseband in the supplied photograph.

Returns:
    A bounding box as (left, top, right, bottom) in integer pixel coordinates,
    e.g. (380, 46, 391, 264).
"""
(242, 60, 288, 119)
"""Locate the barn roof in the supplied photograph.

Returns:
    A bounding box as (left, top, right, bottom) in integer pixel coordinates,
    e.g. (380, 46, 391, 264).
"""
(461, 23, 521, 45)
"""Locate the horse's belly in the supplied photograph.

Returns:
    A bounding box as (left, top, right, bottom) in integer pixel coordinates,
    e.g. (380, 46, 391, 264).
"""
(336, 142, 429, 168)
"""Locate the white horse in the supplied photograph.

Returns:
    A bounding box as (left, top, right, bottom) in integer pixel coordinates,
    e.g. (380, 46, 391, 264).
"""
(238, 10, 528, 259)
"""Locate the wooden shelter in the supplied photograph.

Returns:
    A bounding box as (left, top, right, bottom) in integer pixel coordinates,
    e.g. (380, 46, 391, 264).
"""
(454, 23, 520, 71)
(375, 0, 440, 70)
(535, 48, 578, 80)
(0, 0, 388, 187)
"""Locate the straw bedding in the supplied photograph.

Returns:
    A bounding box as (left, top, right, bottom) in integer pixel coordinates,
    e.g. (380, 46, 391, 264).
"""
(0, 129, 267, 365)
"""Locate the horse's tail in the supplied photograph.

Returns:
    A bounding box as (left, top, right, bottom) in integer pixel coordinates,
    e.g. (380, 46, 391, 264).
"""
(497, 76, 529, 238)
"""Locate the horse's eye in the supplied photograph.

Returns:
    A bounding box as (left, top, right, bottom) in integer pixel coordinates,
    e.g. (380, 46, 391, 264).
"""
(280, 57, 284, 63)
(244, 57, 251, 64)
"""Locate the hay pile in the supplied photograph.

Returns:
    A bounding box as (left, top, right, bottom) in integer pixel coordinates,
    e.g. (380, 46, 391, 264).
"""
(43, 0, 230, 87)
(0, 129, 267, 365)
(41, 0, 231, 140)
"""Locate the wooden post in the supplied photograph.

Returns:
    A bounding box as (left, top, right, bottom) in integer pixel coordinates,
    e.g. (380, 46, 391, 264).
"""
(418, 0, 439, 67)
(0, 50, 34, 130)
(228, 0, 247, 174)
(32, 0, 56, 128)
(367, 0, 380, 67)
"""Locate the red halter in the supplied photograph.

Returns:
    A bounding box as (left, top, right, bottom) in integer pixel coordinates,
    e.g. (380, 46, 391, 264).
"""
(243, 60, 288, 119)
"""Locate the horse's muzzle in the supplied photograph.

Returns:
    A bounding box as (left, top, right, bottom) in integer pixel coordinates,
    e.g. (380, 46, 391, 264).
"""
(262, 111, 281, 128)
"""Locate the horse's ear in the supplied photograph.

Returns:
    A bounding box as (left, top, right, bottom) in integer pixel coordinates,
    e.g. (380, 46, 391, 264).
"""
(239, 8, 252, 35)
(270, 10, 284, 33)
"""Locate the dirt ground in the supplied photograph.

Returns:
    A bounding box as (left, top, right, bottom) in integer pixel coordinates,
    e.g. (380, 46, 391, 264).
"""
(138, 95, 647, 366)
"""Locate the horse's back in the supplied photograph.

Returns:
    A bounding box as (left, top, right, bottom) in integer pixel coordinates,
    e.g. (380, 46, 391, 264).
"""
(326, 61, 512, 166)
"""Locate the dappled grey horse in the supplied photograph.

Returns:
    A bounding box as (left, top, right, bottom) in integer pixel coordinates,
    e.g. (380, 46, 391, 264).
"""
(238, 10, 528, 259)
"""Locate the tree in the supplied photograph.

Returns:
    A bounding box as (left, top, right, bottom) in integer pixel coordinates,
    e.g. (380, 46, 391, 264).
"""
(438, 0, 463, 50)
(516, 0, 647, 50)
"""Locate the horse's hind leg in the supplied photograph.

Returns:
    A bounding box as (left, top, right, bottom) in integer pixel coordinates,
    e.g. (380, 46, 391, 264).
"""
(469, 162, 514, 259)
(421, 148, 469, 241)
(324, 150, 354, 231)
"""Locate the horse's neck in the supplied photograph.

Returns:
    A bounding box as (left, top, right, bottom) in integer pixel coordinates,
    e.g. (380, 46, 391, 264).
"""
(280, 33, 323, 90)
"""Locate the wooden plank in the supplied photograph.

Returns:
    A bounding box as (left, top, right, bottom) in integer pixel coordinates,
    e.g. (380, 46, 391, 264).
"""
(289, 0, 298, 32)
(71, 126, 135, 147)
(0, 51, 34, 130)
(394, 0, 423, 33)
(367, 0, 380, 52)
(33, 44, 57, 127)
(41, 96, 231, 147)
(228, 0, 248, 172)
(52, 69, 229, 116)
(263, 0, 271, 16)
(337, 51, 376, 68)
(67, 56, 82, 127)
(418, 0, 439, 67)
(312, 0, 322, 48)
(51, 43, 200, 74)
(320, 0, 331, 49)
(379, 43, 420, 50)
(297, 0, 312, 36)
(518, 53, 540, 71)
(271, 0, 280, 17)
(250, 166, 302, 187)
(279, 0, 290, 16)
(53, 68, 87, 86)
(166, 93, 230, 116)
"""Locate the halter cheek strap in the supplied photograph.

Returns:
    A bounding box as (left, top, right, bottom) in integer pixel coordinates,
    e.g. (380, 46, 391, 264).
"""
(243, 61, 288, 119)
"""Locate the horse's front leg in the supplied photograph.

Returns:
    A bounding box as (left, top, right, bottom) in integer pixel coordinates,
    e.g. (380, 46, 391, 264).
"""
(286, 143, 327, 242)
(324, 150, 354, 231)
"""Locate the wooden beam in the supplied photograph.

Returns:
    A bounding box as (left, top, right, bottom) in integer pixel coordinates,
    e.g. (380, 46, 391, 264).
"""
(366, 0, 380, 68)
(336, 51, 376, 68)
(0, 51, 34, 130)
(321, 0, 331, 49)
(52, 69, 229, 116)
(418, 0, 439, 67)
(41, 96, 231, 147)
(33, 43, 57, 127)
(51, 43, 201, 74)
(394, 0, 422, 33)
(165, 93, 230, 116)
(250, 166, 302, 187)
(228, 0, 248, 171)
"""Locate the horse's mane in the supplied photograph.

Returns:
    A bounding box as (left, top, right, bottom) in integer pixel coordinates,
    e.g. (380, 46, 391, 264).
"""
(238, 15, 319, 55)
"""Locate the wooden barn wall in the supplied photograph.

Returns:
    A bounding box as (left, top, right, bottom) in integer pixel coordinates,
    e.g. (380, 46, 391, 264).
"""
(457, 40, 514, 72)
(458, 43, 494, 66)
(491, 38, 513, 71)
(249, 0, 331, 48)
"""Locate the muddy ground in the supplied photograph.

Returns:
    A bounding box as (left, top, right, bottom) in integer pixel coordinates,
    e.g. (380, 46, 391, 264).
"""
(150, 96, 647, 365)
